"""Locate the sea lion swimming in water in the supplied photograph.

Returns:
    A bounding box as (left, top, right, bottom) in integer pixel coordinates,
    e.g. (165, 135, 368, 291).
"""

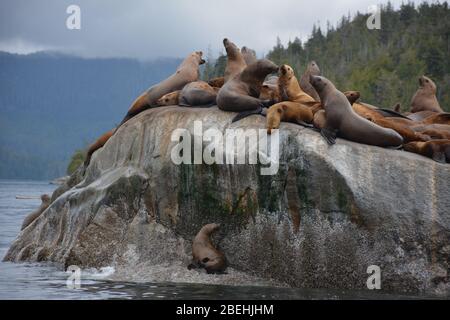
(188, 223, 227, 274)
(217, 59, 279, 122)
(309, 75, 403, 147)
(410, 75, 443, 113)
(21, 194, 51, 230)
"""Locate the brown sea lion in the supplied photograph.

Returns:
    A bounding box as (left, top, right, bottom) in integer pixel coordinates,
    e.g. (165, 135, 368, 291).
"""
(266, 101, 314, 134)
(21, 194, 51, 230)
(155, 90, 181, 106)
(313, 109, 327, 130)
(84, 129, 115, 167)
(241, 46, 257, 65)
(179, 81, 219, 107)
(313, 92, 362, 130)
(208, 77, 225, 88)
(407, 110, 436, 122)
(223, 38, 247, 83)
(309, 75, 403, 147)
(300, 61, 321, 101)
(119, 51, 205, 126)
(344, 91, 361, 105)
(410, 76, 443, 113)
(403, 140, 450, 163)
(188, 223, 227, 274)
(412, 124, 450, 140)
(217, 59, 279, 121)
(259, 83, 281, 103)
(372, 118, 431, 143)
(419, 113, 450, 125)
(278, 64, 316, 105)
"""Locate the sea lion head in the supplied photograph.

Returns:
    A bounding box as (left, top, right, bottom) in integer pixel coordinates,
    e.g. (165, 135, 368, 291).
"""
(156, 91, 179, 106)
(223, 38, 239, 57)
(41, 194, 50, 204)
(254, 59, 279, 76)
(308, 61, 321, 75)
(279, 64, 295, 80)
(193, 51, 205, 65)
(418, 75, 436, 93)
(344, 90, 360, 105)
(201, 223, 220, 235)
(309, 75, 330, 94)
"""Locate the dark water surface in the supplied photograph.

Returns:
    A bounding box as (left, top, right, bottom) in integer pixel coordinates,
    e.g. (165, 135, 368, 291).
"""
(0, 180, 441, 300)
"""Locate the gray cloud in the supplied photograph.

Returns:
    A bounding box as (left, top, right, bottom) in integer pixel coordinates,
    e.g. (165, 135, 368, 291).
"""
(0, 0, 426, 60)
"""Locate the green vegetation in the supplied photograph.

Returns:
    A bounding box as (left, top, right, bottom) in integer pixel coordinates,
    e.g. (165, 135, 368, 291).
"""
(265, 2, 450, 112)
(66, 149, 85, 175)
(206, 2, 449, 112)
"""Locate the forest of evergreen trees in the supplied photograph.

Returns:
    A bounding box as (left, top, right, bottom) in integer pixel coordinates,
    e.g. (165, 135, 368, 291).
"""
(203, 1, 450, 112)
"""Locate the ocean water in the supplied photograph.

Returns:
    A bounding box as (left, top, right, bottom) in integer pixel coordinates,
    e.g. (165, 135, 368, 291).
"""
(0, 179, 438, 300)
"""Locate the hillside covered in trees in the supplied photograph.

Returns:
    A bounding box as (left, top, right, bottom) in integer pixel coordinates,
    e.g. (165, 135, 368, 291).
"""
(205, 1, 449, 112)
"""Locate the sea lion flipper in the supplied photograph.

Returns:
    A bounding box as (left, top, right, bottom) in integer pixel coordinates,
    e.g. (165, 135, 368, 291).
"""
(321, 127, 337, 145)
(231, 107, 263, 123)
(432, 152, 446, 163)
(297, 120, 314, 128)
(375, 108, 409, 119)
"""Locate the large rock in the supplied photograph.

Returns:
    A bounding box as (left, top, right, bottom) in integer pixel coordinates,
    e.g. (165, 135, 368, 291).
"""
(4, 106, 450, 295)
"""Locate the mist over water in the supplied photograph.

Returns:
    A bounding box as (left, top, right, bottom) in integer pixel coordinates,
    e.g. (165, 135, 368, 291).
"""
(0, 180, 437, 300)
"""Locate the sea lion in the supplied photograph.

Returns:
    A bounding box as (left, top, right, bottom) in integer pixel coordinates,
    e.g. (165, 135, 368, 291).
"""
(309, 75, 403, 147)
(344, 91, 361, 105)
(84, 129, 115, 167)
(300, 61, 321, 101)
(241, 46, 257, 65)
(278, 64, 316, 105)
(217, 59, 279, 121)
(208, 77, 225, 88)
(223, 38, 247, 83)
(178, 81, 219, 107)
(155, 90, 181, 106)
(407, 110, 436, 122)
(119, 51, 205, 126)
(266, 101, 314, 134)
(403, 140, 450, 163)
(411, 124, 450, 140)
(419, 113, 450, 125)
(188, 223, 227, 274)
(313, 109, 327, 130)
(372, 117, 431, 143)
(21, 194, 51, 230)
(410, 76, 443, 113)
(259, 83, 281, 103)
(313, 92, 362, 130)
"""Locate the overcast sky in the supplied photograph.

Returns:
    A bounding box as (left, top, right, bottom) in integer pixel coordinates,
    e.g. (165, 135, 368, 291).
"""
(0, 0, 428, 60)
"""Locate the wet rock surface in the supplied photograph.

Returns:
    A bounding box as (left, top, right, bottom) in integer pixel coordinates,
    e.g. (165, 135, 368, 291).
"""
(4, 106, 449, 295)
